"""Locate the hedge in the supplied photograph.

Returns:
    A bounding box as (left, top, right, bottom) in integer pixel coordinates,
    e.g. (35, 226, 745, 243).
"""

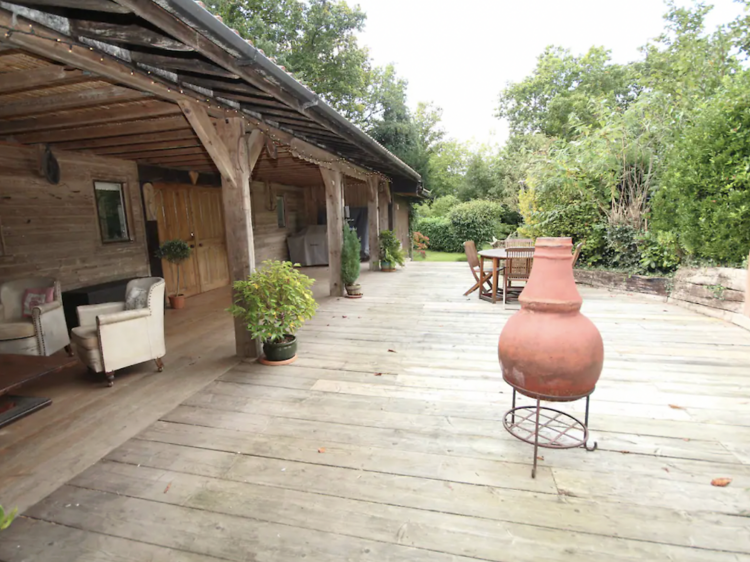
(413, 217, 463, 253)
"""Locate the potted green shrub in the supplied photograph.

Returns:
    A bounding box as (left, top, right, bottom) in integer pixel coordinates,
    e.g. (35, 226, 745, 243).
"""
(379, 230, 406, 272)
(155, 239, 192, 309)
(228, 260, 318, 365)
(342, 224, 362, 298)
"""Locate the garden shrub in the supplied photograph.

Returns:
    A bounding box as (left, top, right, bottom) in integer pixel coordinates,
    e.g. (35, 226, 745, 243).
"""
(638, 231, 681, 274)
(448, 200, 506, 248)
(652, 72, 750, 266)
(413, 216, 463, 253)
(341, 225, 361, 285)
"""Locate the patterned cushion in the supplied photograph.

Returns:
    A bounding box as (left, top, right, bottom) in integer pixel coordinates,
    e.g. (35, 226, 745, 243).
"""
(124, 286, 148, 310)
(21, 287, 53, 318)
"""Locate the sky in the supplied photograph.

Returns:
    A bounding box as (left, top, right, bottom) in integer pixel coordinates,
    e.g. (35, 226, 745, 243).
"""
(355, 0, 747, 147)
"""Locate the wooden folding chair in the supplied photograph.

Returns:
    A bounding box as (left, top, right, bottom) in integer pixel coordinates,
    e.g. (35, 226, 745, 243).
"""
(463, 241, 497, 297)
(572, 241, 584, 267)
(503, 247, 534, 306)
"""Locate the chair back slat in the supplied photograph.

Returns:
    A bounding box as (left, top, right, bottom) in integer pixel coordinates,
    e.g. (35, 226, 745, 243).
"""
(505, 247, 534, 281)
(463, 240, 481, 270)
(506, 238, 534, 248)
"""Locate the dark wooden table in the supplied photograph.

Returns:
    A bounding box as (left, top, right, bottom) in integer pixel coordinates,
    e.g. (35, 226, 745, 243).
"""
(0, 354, 78, 428)
(478, 248, 508, 304)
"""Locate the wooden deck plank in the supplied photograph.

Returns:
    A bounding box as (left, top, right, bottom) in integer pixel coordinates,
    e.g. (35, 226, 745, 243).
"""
(1, 262, 750, 560)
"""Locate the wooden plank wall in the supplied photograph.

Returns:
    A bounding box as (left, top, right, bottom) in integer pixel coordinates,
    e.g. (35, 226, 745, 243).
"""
(0, 142, 149, 290)
(344, 181, 367, 207)
(250, 181, 305, 264)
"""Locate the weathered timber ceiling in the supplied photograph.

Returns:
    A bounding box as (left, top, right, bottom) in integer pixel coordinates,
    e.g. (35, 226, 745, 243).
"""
(0, 51, 325, 184)
(0, 0, 421, 191)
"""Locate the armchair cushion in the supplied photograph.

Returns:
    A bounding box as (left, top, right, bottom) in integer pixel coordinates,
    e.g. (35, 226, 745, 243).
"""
(71, 326, 98, 350)
(77, 302, 125, 328)
(22, 287, 53, 317)
(0, 320, 35, 341)
(98, 308, 150, 326)
(124, 286, 148, 310)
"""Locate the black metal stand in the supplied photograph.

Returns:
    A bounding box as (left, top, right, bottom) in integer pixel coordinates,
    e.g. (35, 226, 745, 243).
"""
(504, 389, 597, 478)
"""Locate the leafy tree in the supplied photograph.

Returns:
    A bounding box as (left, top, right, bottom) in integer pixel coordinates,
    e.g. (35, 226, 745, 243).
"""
(496, 45, 639, 139)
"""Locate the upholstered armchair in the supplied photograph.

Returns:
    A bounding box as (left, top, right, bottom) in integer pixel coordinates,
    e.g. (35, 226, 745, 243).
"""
(71, 278, 166, 387)
(0, 277, 71, 356)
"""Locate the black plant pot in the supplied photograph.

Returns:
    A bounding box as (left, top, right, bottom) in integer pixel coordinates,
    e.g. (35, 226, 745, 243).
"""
(263, 335, 297, 362)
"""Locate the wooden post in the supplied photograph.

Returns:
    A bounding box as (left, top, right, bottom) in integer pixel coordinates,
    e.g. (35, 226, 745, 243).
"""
(182, 100, 265, 358)
(379, 182, 390, 231)
(367, 176, 380, 270)
(319, 167, 344, 296)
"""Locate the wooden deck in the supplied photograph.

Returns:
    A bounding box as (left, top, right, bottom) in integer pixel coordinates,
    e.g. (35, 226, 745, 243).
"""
(2, 261, 750, 561)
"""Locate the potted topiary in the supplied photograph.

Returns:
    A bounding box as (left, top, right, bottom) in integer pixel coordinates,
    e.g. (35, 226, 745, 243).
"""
(342, 224, 362, 298)
(156, 239, 192, 309)
(379, 230, 406, 272)
(228, 260, 318, 365)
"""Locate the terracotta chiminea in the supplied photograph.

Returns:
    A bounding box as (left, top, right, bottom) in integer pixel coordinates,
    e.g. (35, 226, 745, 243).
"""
(499, 237, 603, 401)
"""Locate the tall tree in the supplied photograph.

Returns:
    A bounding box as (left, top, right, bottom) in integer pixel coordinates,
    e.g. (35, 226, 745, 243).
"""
(496, 45, 638, 140)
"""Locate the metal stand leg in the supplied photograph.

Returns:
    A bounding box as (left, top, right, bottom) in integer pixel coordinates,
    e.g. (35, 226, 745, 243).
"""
(532, 398, 541, 479)
(511, 388, 517, 424)
(584, 394, 598, 451)
(585, 395, 590, 427)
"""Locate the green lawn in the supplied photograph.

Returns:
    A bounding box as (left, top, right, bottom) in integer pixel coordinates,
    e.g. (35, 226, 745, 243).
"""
(412, 244, 491, 262)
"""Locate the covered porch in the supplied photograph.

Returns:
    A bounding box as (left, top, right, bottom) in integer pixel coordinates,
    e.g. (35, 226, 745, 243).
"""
(2, 261, 750, 560)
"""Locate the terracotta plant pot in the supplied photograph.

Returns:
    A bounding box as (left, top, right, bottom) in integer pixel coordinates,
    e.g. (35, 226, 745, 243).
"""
(345, 283, 362, 295)
(168, 295, 186, 309)
(498, 237, 603, 401)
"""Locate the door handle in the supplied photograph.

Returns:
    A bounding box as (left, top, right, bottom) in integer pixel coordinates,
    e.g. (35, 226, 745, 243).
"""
(199, 243, 203, 247)
(189, 244, 195, 248)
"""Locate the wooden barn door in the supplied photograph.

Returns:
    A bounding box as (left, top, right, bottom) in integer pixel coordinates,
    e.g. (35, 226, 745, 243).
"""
(190, 187, 230, 291)
(153, 183, 230, 297)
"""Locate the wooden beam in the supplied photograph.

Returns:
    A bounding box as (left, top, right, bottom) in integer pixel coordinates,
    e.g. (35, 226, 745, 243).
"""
(0, 66, 87, 95)
(70, 20, 191, 51)
(0, 85, 148, 120)
(104, 146, 206, 159)
(216, 117, 263, 358)
(0, 8, 226, 117)
(92, 138, 200, 155)
(55, 128, 196, 150)
(0, 100, 180, 136)
(19, 116, 190, 144)
(11, 0, 131, 13)
(320, 167, 344, 297)
(367, 176, 380, 271)
(131, 52, 238, 79)
(179, 101, 237, 185)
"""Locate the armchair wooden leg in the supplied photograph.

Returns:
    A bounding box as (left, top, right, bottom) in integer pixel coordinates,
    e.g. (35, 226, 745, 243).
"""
(64, 344, 74, 357)
(155, 357, 164, 372)
(105, 371, 115, 387)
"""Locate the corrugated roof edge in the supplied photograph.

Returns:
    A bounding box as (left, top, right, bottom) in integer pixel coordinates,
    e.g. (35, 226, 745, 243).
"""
(156, 0, 422, 186)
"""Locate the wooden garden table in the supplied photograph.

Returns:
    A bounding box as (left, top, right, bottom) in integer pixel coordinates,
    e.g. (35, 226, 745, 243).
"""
(478, 248, 508, 304)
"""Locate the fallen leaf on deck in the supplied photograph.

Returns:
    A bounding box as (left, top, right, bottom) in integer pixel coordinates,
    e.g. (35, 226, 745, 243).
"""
(342, 315, 347, 319)
(711, 477, 732, 487)
(163, 482, 172, 494)
(663, 467, 670, 473)
(318, 447, 326, 453)
(537, 456, 545, 461)
(388, 349, 397, 353)
(374, 373, 383, 376)
(668, 404, 685, 410)
(620, 450, 631, 454)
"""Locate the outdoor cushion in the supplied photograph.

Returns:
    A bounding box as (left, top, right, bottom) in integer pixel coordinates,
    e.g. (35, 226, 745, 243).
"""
(21, 287, 54, 317)
(71, 325, 99, 351)
(0, 320, 36, 341)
